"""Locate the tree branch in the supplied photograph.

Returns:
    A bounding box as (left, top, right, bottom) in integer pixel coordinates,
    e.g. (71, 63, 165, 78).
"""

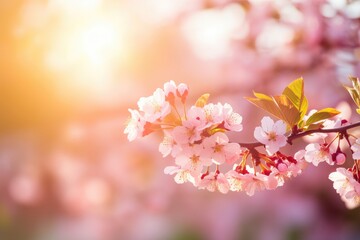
(240, 121, 360, 149)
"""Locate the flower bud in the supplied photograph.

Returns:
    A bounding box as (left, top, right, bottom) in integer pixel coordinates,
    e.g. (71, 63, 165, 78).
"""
(332, 152, 346, 165)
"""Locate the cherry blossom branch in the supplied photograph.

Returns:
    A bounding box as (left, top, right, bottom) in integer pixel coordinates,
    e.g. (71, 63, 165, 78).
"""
(240, 120, 360, 149)
(124, 79, 360, 209)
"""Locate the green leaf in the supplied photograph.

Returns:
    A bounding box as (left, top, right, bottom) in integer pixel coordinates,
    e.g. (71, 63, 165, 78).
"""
(305, 108, 340, 126)
(245, 94, 300, 127)
(298, 119, 305, 129)
(345, 86, 360, 107)
(344, 76, 360, 115)
(282, 77, 308, 120)
(305, 122, 324, 131)
(350, 76, 360, 93)
(272, 95, 301, 127)
(195, 93, 210, 107)
(245, 96, 284, 121)
(253, 91, 273, 101)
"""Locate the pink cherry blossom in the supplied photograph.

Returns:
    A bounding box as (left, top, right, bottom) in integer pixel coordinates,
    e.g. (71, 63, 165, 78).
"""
(304, 143, 334, 166)
(186, 106, 207, 129)
(351, 138, 360, 160)
(163, 80, 177, 96)
(158, 134, 182, 157)
(176, 83, 189, 103)
(137, 88, 171, 122)
(254, 116, 287, 155)
(202, 132, 241, 165)
(124, 109, 146, 141)
(203, 103, 223, 126)
(221, 103, 243, 132)
(163, 80, 177, 104)
(242, 172, 279, 196)
(198, 171, 230, 194)
(175, 144, 212, 175)
(286, 161, 305, 177)
(226, 170, 244, 192)
(171, 107, 207, 144)
(272, 162, 304, 186)
(163, 80, 189, 104)
(294, 149, 306, 161)
(329, 168, 360, 209)
(164, 166, 196, 185)
(329, 168, 355, 196)
(323, 118, 343, 129)
(267, 151, 306, 186)
(172, 124, 202, 145)
(293, 150, 308, 171)
(226, 169, 279, 196)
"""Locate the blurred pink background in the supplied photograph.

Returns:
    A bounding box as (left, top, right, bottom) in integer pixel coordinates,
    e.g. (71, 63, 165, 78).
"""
(1, 0, 360, 240)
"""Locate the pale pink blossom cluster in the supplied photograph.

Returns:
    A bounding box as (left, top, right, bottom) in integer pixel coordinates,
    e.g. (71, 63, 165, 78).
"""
(125, 81, 308, 195)
(225, 148, 306, 196)
(125, 81, 360, 208)
(297, 112, 348, 167)
(304, 142, 347, 166)
(304, 143, 335, 166)
(329, 166, 360, 209)
(351, 138, 360, 160)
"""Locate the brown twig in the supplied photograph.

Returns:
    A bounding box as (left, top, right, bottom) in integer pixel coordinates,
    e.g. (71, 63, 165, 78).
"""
(240, 121, 360, 149)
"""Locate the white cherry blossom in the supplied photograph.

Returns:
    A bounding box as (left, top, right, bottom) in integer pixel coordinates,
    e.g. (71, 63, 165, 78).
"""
(294, 149, 306, 162)
(171, 107, 207, 144)
(177, 83, 189, 103)
(163, 80, 177, 104)
(137, 88, 171, 122)
(198, 171, 230, 194)
(221, 103, 243, 132)
(226, 170, 244, 192)
(163, 80, 177, 97)
(323, 118, 342, 129)
(124, 109, 145, 141)
(159, 134, 182, 157)
(254, 116, 287, 155)
(163, 80, 189, 104)
(175, 144, 212, 175)
(164, 166, 196, 185)
(172, 123, 202, 145)
(186, 106, 207, 130)
(329, 168, 360, 209)
(351, 138, 360, 160)
(271, 162, 303, 186)
(226, 169, 279, 195)
(304, 143, 334, 166)
(202, 132, 241, 165)
(203, 103, 223, 126)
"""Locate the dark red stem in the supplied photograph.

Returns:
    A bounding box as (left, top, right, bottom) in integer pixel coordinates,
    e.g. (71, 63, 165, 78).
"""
(240, 121, 360, 149)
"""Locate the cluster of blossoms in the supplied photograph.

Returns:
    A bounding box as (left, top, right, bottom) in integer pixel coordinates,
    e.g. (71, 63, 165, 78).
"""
(125, 80, 244, 194)
(125, 80, 360, 209)
(328, 140, 360, 209)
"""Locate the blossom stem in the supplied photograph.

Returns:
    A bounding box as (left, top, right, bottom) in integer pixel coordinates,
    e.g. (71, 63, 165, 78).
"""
(326, 133, 339, 150)
(172, 105, 182, 120)
(240, 121, 360, 149)
(182, 101, 187, 120)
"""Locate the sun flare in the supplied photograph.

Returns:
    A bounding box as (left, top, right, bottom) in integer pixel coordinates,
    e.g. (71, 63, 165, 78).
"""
(14, 0, 134, 98)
